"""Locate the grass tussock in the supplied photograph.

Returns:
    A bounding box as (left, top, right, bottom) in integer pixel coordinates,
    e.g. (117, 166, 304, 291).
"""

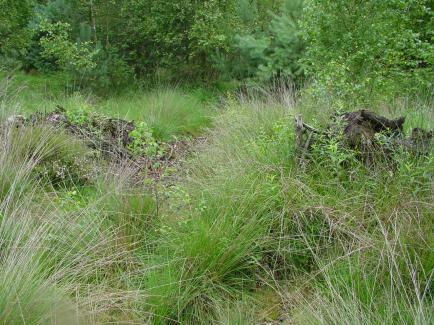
(99, 87, 214, 141)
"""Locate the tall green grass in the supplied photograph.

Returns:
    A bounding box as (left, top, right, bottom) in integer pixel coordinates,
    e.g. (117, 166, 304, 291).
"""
(0, 74, 432, 323)
(0, 127, 89, 323)
(136, 89, 433, 323)
(2, 73, 215, 141)
(98, 87, 214, 140)
(0, 71, 73, 113)
(0, 90, 153, 323)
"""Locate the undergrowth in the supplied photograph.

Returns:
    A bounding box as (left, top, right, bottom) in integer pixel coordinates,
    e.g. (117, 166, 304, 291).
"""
(134, 91, 433, 323)
(0, 80, 432, 324)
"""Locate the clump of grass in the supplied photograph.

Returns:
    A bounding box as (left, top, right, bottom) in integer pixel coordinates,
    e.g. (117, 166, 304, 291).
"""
(0, 124, 95, 199)
(0, 190, 143, 324)
(0, 132, 92, 323)
(90, 165, 157, 246)
(0, 146, 153, 324)
(293, 210, 433, 324)
(98, 86, 214, 141)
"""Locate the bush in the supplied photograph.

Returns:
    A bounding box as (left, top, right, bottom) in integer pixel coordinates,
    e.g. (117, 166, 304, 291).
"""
(232, 0, 305, 84)
(82, 46, 134, 94)
(301, 0, 433, 102)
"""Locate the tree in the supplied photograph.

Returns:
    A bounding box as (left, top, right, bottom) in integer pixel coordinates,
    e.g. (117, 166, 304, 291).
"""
(301, 0, 433, 100)
(0, 0, 35, 67)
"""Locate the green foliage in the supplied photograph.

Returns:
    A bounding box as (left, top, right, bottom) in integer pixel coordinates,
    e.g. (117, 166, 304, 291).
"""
(0, 0, 302, 83)
(38, 20, 97, 75)
(0, 0, 35, 69)
(189, 0, 241, 61)
(1, 0, 297, 82)
(118, 0, 243, 79)
(65, 105, 91, 126)
(82, 46, 134, 94)
(231, 0, 305, 83)
(302, 0, 434, 102)
(1, 0, 432, 89)
(128, 122, 160, 157)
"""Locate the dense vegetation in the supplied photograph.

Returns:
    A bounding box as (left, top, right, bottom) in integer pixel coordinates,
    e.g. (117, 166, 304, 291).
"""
(0, 0, 433, 324)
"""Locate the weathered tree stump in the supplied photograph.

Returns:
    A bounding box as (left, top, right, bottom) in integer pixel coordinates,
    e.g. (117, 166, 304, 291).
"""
(295, 110, 432, 166)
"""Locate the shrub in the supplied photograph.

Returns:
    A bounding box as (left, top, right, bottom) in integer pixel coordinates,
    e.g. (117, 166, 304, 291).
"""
(232, 0, 305, 84)
(38, 20, 97, 77)
(301, 0, 433, 102)
(128, 122, 160, 157)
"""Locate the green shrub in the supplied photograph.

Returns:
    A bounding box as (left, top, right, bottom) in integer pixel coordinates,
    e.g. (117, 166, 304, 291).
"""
(128, 122, 160, 157)
(38, 20, 97, 76)
(301, 0, 433, 103)
(232, 0, 305, 84)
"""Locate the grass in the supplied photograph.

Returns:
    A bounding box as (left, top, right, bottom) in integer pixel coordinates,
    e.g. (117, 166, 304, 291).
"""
(0, 74, 432, 324)
(0, 130, 150, 323)
(1, 71, 215, 141)
(135, 89, 433, 323)
(0, 71, 72, 113)
(97, 87, 214, 141)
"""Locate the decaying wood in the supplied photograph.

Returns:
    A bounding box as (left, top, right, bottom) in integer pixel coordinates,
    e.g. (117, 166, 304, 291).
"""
(343, 110, 405, 133)
(295, 109, 432, 166)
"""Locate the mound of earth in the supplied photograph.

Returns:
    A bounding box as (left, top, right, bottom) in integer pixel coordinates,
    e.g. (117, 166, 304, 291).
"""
(5, 107, 191, 179)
